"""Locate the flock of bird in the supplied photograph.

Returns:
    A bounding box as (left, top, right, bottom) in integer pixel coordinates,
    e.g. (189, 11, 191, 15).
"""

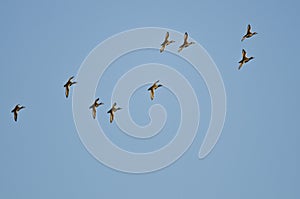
(160, 24, 257, 70)
(10, 25, 257, 122)
(159, 31, 196, 53)
(239, 24, 257, 69)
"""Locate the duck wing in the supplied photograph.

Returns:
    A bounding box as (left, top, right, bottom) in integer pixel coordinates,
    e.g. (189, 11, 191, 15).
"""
(14, 111, 18, 122)
(160, 45, 166, 53)
(150, 88, 154, 100)
(247, 24, 251, 34)
(92, 107, 96, 119)
(242, 49, 246, 58)
(184, 32, 188, 43)
(65, 86, 70, 98)
(110, 112, 114, 123)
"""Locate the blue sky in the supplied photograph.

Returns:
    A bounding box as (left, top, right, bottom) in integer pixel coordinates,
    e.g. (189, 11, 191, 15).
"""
(0, 0, 299, 198)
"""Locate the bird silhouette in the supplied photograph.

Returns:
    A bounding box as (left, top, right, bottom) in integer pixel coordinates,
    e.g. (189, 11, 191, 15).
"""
(160, 32, 175, 53)
(147, 80, 162, 100)
(241, 24, 257, 41)
(107, 102, 122, 123)
(238, 49, 254, 70)
(64, 76, 77, 98)
(11, 104, 25, 122)
(178, 32, 195, 52)
(89, 98, 104, 119)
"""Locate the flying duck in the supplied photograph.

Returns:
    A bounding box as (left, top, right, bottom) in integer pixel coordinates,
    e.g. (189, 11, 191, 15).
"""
(238, 49, 254, 70)
(147, 80, 162, 100)
(160, 32, 175, 53)
(64, 76, 77, 98)
(178, 32, 195, 52)
(89, 98, 104, 119)
(241, 24, 257, 41)
(11, 104, 25, 122)
(107, 102, 122, 123)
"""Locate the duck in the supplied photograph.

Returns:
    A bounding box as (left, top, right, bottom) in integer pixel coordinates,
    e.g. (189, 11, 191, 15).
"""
(178, 32, 195, 52)
(160, 32, 175, 53)
(89, 98, 104, 119)
(107, 102, 122, 123)
(11, 104, 25, 122)
(241, 24, 257, 41)
(147, 80, 162, 100)
(238, 49, 254, 70)
(64, 76, 77, 98)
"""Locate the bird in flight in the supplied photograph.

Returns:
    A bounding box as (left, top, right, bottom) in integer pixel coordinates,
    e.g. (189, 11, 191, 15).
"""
(107, 102, 122, 123)
(241, 24, 257, 41)
(64, 76, 77, 98)
(238, 49, 254, 70)
(148, 80, 162, 100)
(11, 104, 25, 122)
(178, 32, 195, 52)
(160, 32, 175, 53)
(89, 98, 104, 119)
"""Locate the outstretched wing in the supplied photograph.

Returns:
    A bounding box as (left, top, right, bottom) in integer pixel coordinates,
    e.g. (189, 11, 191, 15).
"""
(178, 45, 184, 52)
(65, 86, 69, 98)
(150, 89, 154, 100)
(242, 49, 246, 57)
(160, 45, 166, 53)
(110, 112, 114, 123)
(247, 24, 251, 34)
(184, 32, 188, 43)
(68, 76, 74, 82)
(161, 32, 169, 47)
(92, 107, 96, 119)
(165, 32, 169, 40)
(89, 104, 94, 109)
(238, 62, 243, 70)
(14, 111, 18, 122)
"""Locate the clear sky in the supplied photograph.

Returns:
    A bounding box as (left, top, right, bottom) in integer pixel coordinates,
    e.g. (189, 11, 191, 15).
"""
(0, 0, 299, 198)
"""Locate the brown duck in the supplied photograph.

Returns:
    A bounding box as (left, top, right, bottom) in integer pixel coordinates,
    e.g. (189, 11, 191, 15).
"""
(241, 24, 257, 41)
(11, 104, 25, 122)
(89, 98, 104, 119)
(64, 76, 77, 98)
(160, 32, 175, 53)
(238, 49, 254, 70)
(107, 102, 122, 123)
(148, 80, 162, 100)
(178, 32, 195, 52)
